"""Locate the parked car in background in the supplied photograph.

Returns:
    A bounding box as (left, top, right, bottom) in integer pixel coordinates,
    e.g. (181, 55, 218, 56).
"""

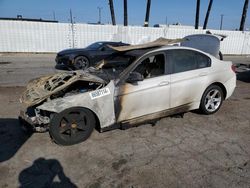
(55, 41, 129, 70)
(20, 40, 236, 145)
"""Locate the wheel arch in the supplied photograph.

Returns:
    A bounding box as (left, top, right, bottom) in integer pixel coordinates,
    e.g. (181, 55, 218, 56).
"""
(72, 106, 101, 132)
(198, 82, 226, 115)
(74, 55, 90, 63)
(51, 106, 101, 132)
(74, 55, 90, 65)
(208, 82, 227, 99)
(72, 55, 91, 70)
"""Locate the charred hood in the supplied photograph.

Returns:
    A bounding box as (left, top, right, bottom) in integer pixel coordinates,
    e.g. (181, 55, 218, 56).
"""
(20, 71, 107, 107)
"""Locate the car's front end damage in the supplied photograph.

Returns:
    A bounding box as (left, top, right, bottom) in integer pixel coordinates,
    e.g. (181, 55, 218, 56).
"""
(19, 71, 108, 132)
(19, 108, 50, 132)
(18, 37, 191, 134)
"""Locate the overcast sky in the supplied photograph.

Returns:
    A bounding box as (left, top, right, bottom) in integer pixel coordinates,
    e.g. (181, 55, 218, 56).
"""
(0, 0, 249, 30)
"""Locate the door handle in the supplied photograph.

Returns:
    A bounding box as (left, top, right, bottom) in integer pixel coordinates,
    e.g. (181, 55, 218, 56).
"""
(199, 72, 208, 77)
(159, 81, 169, 86)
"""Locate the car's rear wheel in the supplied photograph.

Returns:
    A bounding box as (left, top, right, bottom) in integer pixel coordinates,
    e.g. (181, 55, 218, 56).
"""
(74, 56, 89, 70)
(199, 85, 224, 115)
(219, 51, 223, 60)
(49, 107, 95, 145)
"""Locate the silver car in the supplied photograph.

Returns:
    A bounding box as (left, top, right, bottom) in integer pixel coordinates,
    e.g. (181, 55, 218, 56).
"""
(19, 46, 236, 145)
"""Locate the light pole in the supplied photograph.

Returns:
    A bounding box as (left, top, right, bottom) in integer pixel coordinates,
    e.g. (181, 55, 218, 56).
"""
(97, 7, 102, 24)
(220, 14, 224, 30)
(53, 11, 56, 21)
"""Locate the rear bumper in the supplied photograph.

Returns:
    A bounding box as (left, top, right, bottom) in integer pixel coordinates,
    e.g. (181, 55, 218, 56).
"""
(224, 75, 236, 99)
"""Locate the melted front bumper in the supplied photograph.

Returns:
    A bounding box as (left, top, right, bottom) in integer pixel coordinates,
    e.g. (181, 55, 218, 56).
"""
(19, 110, 48, 132)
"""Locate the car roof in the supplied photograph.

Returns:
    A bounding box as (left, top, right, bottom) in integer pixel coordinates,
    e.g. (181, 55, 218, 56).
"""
(111, 46, 212, 60)
(143, 45, 212, 58)
(98, 41, 125, 45)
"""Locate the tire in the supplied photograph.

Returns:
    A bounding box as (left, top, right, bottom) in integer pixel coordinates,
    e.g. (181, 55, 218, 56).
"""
(49, 107, 95, 145)
(199, 85, 224, 115)
(73, 56, 89, 70)
(219, 51, 223, 60)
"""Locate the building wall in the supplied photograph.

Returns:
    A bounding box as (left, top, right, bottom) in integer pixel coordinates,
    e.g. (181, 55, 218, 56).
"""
(0, 20, 250, 55)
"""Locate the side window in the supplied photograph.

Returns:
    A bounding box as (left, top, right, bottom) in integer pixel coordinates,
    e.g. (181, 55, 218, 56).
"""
(171, 50, 197, 73)
(195, 52, 211, 68)
(111, 43, 122, 47)
(168, 49, 211, 73)
(101, 45, 110, 51)
(133, 53, 165, 79)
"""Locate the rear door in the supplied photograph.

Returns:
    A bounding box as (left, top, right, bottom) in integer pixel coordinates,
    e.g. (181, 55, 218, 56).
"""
(167, 49, 211, 108)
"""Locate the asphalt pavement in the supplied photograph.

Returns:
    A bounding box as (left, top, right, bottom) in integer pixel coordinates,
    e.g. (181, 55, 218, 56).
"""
(0, 53, 249, 187)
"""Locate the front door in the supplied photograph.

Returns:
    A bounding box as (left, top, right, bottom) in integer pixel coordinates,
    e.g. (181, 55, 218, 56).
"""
(115, 53, 171, 122)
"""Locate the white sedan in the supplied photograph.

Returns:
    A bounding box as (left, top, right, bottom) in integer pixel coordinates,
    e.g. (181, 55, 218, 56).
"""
(20, 46, 236, 145)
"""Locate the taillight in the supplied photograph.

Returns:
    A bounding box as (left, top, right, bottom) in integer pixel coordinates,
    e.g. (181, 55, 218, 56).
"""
(231, 64, 236, 73)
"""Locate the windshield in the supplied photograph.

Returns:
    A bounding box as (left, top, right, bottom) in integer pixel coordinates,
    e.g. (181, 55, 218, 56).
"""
(86, 42, 104, 50)
(117, 49, 153, 82)
(86, 54, 138, 82)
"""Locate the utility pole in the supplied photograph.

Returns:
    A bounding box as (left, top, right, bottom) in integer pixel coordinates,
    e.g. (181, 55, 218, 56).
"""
(53, 11, 56, 21)
(203, 0, 213, 29)
(70, 9, 73, 25)
(124, 0, 128, 26)
(69, 9, 75, 48)
(144, 0, 151, 27)
(108, 0, 116, 25)
(165, 16, 168, 26)
(195, 0, 200, 29)
(240, 0, 249, 31)
(97, 7, 102, 24)
(220, 14, 224, 30)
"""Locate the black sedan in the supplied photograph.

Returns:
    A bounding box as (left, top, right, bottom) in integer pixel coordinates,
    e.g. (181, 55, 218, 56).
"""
(55, 41, 129, 70)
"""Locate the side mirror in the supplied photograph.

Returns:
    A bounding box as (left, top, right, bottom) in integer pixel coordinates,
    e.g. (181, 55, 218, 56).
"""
(126, 72, 144, 83)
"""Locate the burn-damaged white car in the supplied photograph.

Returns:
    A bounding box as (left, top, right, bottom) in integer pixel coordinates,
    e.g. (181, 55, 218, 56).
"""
(19, 38, 236, 145)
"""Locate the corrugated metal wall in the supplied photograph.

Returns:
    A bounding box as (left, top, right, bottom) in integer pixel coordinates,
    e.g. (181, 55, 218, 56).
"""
(0, 20, 250, 54)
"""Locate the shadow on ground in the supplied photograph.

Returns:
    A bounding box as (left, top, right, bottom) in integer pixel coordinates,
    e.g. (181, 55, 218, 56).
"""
(19, 158, 77, 188)
(237, 70, 250, 83)
(0, 118, 32, 162)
